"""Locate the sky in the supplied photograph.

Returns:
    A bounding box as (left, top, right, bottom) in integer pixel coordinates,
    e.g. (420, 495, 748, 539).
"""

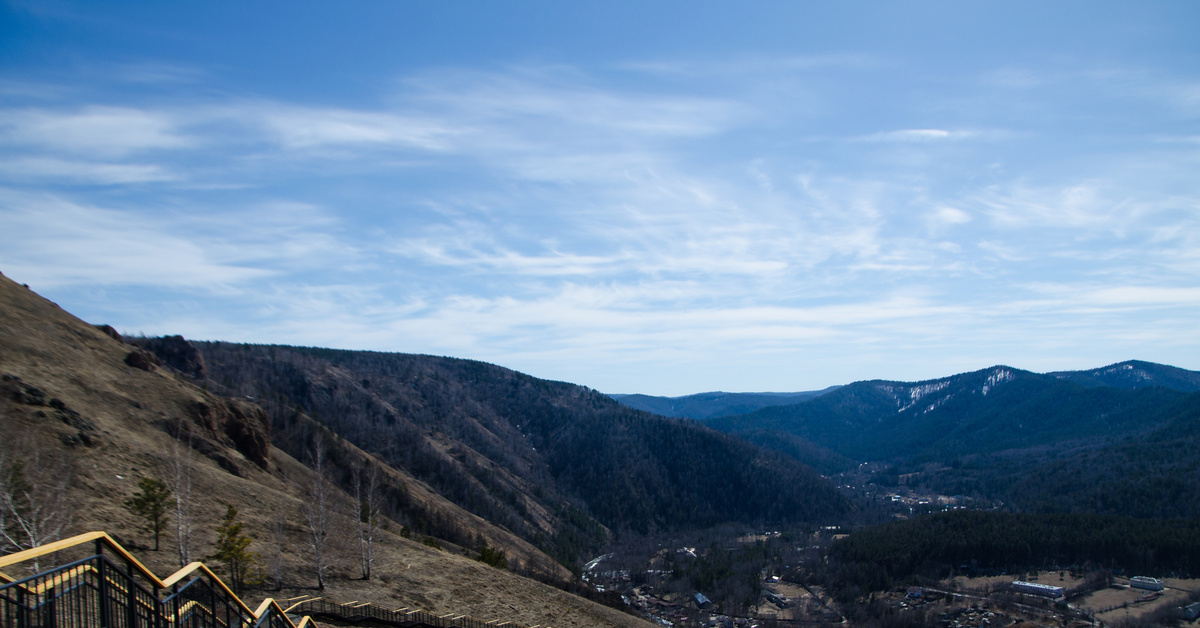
(1, 1, 1198, 396)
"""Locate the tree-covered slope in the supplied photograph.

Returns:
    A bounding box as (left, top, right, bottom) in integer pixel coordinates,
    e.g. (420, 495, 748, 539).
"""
(920, 390, 1200, 518)
(705, 366, 1190, 462)
(172, 342, 850, 555)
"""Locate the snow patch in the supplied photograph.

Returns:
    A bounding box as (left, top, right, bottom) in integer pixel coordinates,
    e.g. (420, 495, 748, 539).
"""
(895, 380, 951, 413)
(981, 368, 1014, 396)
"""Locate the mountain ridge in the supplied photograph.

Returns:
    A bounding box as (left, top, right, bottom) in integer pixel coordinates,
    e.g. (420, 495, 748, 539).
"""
(612, 360, 1197, 422)
(608, 387, 841, 419)
(162, 341, 852, 547)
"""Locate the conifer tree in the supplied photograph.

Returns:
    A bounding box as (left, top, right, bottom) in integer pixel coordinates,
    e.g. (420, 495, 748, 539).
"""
(209, 504, 258, 593)
(125, 476, 171, 551)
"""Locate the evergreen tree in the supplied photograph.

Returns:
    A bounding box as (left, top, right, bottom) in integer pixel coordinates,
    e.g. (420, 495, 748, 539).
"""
(124, 477, 170, 551)
(209, 504, 258, 593)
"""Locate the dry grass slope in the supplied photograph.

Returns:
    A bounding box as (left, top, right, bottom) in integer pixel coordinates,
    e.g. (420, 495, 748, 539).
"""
(0, 272, 651, 628)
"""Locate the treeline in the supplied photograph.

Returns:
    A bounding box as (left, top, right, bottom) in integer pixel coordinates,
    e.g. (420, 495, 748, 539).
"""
(818, 511, 1200, 599)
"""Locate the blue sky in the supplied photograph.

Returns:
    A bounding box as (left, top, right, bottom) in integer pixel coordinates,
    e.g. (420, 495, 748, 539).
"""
(1, 2, 1198, 395)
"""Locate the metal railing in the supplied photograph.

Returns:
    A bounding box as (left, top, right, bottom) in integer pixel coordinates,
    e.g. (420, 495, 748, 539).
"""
(0, 532, 309, 628)
(0, 532, 545, 628)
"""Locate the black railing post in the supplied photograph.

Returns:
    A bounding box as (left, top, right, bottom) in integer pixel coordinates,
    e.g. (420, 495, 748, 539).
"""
(46, 585, 56, 628)
(98, 557, 111, 628)
(152, 585, 161, 628)
(126, 561, 137, 627)
(15, 584, 26, 628)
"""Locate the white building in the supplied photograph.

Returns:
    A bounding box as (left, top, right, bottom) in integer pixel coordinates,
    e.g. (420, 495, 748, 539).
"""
(1012, 581, 1065, 598)
(1130, 576, 1164, 591)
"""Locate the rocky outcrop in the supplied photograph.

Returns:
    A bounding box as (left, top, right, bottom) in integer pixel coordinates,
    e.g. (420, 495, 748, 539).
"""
(126, 335, 268, 471)
(94, 324, 123, 342)
(124, 348, 163, 371)
(186, 396, 271, 470)
(133, 335, 208, 380)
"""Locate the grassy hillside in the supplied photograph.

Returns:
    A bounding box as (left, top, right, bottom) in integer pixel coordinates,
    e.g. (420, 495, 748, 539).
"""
(0, 272, 651, 628)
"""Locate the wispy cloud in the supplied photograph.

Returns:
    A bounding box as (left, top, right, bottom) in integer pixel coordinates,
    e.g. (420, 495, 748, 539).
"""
(0, 106, 195, 157)
(1, 48, 1197, 392)
(0, 190, 355, 291)
(854, 128, 975, 142)
(0, 193, 269, 289)
(0, 157, 178, 184)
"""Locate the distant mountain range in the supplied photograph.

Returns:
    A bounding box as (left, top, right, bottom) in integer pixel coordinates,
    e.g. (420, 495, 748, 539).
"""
(690, 362, 1200, 518)
(610, 360, 1199, 421)
(608, 388, 840, 419)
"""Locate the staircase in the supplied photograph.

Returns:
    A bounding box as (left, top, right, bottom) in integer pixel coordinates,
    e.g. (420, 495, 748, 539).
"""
(0, 532, 542, 628)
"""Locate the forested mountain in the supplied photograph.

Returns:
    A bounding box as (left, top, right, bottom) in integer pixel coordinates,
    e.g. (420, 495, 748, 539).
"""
(1049, 359, 1200, 392)
(609, 387, 839, 420)
(705, 366, 1192, 461)
(919, 390, 1200, 518)
(139, 341, 851, 565)
(704, 364, 1200, 518)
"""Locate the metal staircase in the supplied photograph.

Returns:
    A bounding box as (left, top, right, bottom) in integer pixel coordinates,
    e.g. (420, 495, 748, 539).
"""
(0, 532, 542, 628)
(0, 532, 304, 627)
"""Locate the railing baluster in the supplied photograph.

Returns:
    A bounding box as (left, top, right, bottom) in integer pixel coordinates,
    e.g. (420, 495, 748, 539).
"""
(16, 582, 26, 628)
(126, 560, 137, 628)
(98, 556, 110, 628)
(46, 585, 57, 628)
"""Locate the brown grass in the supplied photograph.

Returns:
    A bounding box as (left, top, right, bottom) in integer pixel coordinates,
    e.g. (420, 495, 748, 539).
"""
(0, 273, 651, 628)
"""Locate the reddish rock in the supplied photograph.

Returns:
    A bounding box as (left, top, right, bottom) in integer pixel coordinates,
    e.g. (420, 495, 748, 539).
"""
(187, 397, 271, 470)
(125, 348, 162, 371)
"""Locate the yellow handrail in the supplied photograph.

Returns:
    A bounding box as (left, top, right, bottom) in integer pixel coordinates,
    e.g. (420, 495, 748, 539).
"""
(0, 531, 310, 627)
(1, 533, 547, 628)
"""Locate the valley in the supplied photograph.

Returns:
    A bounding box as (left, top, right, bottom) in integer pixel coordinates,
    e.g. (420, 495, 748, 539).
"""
(3, 272, 1199, 628)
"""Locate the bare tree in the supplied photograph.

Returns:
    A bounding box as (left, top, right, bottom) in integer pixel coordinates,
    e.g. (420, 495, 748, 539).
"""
(168, 423, 194, 567)
(352, 463, 384, 580)
(0, 418, 72, 571)
(302, 434, 332, 590)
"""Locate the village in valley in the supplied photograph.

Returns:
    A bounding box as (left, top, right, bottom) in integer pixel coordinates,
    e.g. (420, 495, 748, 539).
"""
(586, 538, 1200, 628)
(583, 521, 1200, 628)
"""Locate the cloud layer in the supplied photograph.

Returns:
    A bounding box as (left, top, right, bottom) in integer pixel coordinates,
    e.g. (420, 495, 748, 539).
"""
(1, 26, 1198, 394)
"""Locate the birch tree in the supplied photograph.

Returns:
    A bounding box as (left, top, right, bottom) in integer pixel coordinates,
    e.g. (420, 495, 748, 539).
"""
(352, 463, 384, 580)
(0, 431, 72, 571)
(168, 424, 194, 567)
(302, 436, 332, 590)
